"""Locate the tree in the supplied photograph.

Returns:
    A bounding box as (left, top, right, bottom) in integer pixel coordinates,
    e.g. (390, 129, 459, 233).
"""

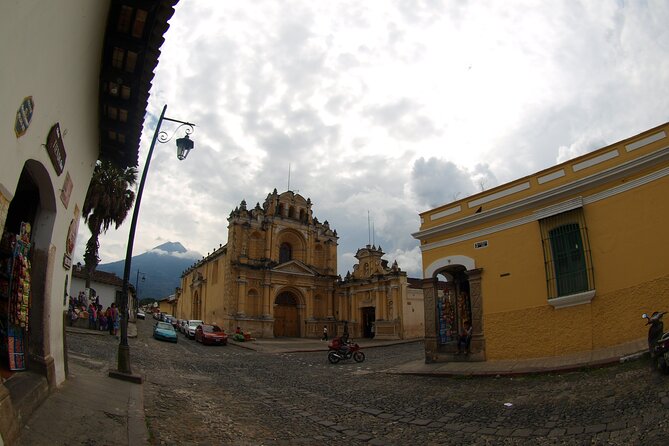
(82, 160, 137, 288)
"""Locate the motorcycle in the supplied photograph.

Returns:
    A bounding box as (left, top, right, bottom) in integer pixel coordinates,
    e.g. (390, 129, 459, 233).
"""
(327, 336, 365, 364)
(642, 311, 669, 374)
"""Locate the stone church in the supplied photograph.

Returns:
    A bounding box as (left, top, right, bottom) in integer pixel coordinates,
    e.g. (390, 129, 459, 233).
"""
(175, 189, 424, 339)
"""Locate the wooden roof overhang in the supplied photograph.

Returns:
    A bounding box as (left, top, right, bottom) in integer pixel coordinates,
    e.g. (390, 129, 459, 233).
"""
(98, 0, 179, 168)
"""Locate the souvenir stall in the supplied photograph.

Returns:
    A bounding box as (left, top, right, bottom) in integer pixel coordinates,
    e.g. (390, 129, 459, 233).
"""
(0, 222, 32, 373)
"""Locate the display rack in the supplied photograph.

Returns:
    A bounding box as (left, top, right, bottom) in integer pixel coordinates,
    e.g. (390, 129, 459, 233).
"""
(0, 223, 31, 371)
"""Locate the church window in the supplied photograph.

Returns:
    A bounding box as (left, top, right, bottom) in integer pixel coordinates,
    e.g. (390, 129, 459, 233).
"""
(279, 242, 292, 263)
(289, 206, 296, 219)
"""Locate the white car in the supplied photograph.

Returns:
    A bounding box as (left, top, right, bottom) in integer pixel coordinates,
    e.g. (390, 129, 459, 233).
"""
(186, 320, 204, 339)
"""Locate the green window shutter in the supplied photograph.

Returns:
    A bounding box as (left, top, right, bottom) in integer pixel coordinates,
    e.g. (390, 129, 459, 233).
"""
(549, 223, 588, 296)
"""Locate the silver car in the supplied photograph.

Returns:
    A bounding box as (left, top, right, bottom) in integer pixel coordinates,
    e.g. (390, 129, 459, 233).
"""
(186, 320, 204, 339)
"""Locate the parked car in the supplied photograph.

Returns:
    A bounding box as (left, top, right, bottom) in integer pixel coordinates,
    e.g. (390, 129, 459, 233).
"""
(153, 321, 178, 343)
(170, 318, 180, 330)
(195, 324, 228, 345)
(186, 320, 204, 339)
(179, 320, 188, 334)
(137, 310, 146, 320)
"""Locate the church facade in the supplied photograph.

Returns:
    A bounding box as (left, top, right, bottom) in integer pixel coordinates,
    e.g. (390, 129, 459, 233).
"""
(175, 189, 423, 339)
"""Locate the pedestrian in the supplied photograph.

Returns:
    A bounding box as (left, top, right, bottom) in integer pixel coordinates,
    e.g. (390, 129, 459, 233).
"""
(457, 321, 473, 355)
(321, 325, 328, 341)
(108, 304, 115, 335)
(111, 303, 120, 337)
(99, 307, 107, 331)
(88, 303, 97, 330)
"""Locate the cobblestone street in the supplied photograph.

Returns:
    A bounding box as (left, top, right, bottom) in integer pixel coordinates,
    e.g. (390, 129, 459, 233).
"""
(67, 320, 669, 445)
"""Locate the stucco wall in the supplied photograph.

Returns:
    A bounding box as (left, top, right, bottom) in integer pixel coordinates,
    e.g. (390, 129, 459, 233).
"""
(1, 0, 109, 387)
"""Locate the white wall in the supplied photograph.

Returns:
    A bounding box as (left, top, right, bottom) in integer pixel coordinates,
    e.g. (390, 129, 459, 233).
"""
(0, 0, 111, 385)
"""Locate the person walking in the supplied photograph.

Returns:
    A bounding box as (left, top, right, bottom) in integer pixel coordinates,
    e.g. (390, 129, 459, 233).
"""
(321, 325, 328, 341)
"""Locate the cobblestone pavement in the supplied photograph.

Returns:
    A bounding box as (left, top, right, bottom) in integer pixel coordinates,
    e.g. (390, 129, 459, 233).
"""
(67, 320, 669, 445)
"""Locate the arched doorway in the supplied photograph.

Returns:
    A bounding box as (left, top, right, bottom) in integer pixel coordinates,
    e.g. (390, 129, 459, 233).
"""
(434, 266, 472, 347)
(273, 292, 299, 337)
(1, 161, 56, 381)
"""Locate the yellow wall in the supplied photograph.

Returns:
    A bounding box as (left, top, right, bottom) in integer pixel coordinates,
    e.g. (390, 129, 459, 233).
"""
(415, 123, 669, 360)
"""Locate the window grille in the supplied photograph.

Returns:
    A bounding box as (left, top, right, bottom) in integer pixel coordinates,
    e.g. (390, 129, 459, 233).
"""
(539, 208, 594, 299)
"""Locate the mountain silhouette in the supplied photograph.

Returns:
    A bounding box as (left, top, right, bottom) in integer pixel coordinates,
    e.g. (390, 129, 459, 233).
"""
(97, 242, 200, 300)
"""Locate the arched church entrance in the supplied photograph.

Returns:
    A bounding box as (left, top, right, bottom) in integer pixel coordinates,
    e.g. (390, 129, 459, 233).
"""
(273, 291, 299, 337)
(1, 160, 56, 382)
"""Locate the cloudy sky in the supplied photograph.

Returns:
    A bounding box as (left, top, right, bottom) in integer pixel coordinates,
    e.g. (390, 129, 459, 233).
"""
(74, 0, 669, 279)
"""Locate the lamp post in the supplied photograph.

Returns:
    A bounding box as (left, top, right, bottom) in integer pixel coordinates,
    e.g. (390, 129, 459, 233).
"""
(134, 269, 146, 312)
(110, 104, 195, 383)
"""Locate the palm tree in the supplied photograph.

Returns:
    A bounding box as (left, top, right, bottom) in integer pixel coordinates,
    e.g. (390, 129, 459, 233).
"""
(82, 160, 137, 288)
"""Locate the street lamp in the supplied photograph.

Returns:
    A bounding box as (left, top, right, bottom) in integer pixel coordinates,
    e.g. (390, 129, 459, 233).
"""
(110, 104, 195, 383)
(134, 269, 146, 312)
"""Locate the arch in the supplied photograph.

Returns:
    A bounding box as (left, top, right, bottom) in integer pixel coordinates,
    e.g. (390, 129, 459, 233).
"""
(425, 255, 476, 279)
(273, 288, 303, 337)
(288, 206, 296, 219)
(276, 229, 306, 263)
(3, 160, 57, 381)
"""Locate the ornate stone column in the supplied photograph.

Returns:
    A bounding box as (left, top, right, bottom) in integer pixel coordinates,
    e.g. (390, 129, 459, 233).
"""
(465, 268, 485, 361)
(422, 277, 438, 363)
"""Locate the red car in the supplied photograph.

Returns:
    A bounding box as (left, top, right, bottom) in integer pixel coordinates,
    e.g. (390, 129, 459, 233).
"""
(194, 324, 228, 345)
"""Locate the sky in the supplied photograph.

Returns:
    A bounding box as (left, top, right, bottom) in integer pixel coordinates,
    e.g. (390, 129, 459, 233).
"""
(74, 0, 669, 281)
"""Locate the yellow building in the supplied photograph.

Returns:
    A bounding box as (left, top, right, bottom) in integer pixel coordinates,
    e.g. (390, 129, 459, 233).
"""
(176, 189, 424, 339)
(413, 123, 669, 362)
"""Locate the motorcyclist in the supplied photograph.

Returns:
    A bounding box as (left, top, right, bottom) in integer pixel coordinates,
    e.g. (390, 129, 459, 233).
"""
(646, 312, 666, 356)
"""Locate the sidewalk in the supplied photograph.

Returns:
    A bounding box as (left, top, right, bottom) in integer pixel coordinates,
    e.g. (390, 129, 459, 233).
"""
(231, 336, 649, 377)
(15, 322, 145, 446)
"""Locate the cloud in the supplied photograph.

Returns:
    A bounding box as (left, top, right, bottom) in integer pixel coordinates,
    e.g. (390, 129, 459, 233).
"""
(76, 0, 669, 285)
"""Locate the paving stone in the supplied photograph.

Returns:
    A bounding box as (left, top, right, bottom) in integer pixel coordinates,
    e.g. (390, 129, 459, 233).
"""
(566, 426, 584, 435)
(548, 428, 566, 437)
(606, 421, 626, 431)
(355, 433, 373, 441)
(361, 408, 384, 416)
(495, 428, 514, 436)
(585, 424, 606, 434)
(532, 428, 550, 436)
(368, 438, 389, 445)
(410, 418, 432, 426)
(427, 421, 445, 429)
(443, 423, 464, 432)
(511, 428, 532, 437)
(478, 427, 497, 435)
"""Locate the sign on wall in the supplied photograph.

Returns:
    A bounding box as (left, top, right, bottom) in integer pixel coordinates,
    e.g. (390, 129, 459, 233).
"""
(63, 205, 80, 270)
(60, 172, 73, 208)
(46, 123, 66, 176)
(14, 96, 34, 138)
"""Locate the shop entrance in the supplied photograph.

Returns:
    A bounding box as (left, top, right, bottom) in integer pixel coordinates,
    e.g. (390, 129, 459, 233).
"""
(361, 307, 375, 338)
(435, 266, 472, 347)
(273, 292, 299, 337)
(1, 162, 55, 380)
